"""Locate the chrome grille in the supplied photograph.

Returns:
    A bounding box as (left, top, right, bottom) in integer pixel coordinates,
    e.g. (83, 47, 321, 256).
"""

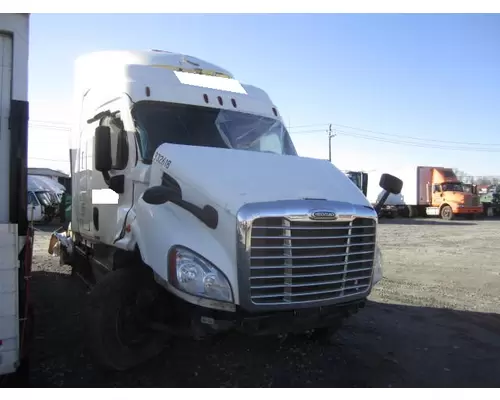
(249, 217, 376, 305)
(463, 196, 480, 207)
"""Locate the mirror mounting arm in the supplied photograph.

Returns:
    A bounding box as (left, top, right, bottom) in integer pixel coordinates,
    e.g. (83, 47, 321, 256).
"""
(374, 173, 403, 214)
(374, 191, 390, 214)
(102, 170, 111, 184)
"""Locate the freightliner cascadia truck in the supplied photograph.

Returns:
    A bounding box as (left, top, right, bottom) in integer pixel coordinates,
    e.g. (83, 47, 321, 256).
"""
(50, 50, 402, 371)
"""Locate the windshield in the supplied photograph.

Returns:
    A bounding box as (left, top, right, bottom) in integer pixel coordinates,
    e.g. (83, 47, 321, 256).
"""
(131, 101, 298, 163)
(442, 182, 464, 192)
(35, 191, 53, 206)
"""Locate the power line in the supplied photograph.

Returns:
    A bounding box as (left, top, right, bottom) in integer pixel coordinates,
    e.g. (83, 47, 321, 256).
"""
(289, 128, 500, 152)
(29, 119, 71, 127)
(288, 122, 500, 147)
(29, 157, 69, 163)
(27, 118, 500, 151)
(331, 122, 500, 147)
(29, 122, 70, 131)
(334, 130, 500, 152)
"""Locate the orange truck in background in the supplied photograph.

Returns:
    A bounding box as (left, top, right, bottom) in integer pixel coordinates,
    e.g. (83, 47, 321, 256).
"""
(367, 166, 483, 220)
(424, 167, 483, 220)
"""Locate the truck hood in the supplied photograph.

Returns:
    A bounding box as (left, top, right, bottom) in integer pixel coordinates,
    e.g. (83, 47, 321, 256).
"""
(444, 192, 471, 200)
(150, 143, 373, 215)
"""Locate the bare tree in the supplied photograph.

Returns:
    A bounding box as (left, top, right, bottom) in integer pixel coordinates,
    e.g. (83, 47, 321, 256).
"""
(453, 168, 467, 181)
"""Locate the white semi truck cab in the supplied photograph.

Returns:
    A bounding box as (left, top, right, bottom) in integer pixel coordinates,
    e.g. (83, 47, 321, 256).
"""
(53, 50, 402, 371)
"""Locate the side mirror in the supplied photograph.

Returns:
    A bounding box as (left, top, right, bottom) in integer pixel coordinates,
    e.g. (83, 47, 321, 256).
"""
(379, 173, 403, 195)
(142, 185, 181, 205)
(141, 185, 219, 230)
(374, 173, 403, 214)
(94, 126, 112, 172)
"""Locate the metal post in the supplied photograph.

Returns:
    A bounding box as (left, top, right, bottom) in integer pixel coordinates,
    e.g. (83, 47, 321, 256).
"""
(328, 124, 335, 162)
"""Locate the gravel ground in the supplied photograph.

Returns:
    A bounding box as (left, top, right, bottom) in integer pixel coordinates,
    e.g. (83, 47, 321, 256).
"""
(28, 218, 500, 387)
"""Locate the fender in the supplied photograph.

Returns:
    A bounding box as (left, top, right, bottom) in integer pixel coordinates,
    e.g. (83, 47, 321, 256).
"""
(114, 197, 240, 304)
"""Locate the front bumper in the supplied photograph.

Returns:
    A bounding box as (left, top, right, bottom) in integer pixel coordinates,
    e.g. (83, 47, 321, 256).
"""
(454, 206, 483, 214)
(160, 292, 366, 338)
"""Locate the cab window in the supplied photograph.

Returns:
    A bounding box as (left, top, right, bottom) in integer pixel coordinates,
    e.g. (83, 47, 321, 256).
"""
(27, 192, 39, 206)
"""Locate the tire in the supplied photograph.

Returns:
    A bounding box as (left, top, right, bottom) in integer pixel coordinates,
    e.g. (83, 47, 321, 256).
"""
(84, 267, 167, 371)
(401, 206, 410, 218)
(440, 205, 454, 220)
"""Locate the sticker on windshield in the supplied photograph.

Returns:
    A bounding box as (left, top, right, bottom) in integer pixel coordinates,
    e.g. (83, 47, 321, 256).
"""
(153, 151, 172, 170)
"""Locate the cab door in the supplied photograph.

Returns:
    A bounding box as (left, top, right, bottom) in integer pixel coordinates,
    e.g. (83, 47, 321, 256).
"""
(432, 184, 444, 206)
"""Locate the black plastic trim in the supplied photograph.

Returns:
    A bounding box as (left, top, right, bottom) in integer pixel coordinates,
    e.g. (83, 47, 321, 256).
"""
(8, 100, 29, 234)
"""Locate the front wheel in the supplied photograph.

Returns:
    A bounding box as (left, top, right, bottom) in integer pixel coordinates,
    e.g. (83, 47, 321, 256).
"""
(440, 205, 454, 220)
(84, 267, 167, 371)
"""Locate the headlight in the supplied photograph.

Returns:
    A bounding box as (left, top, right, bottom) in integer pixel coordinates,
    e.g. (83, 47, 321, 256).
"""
(373, 245, 383, 285)
(168, 246, 233, 303)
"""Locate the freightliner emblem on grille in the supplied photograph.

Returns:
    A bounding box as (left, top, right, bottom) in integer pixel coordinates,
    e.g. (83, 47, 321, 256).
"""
(309, 210, 338, 220)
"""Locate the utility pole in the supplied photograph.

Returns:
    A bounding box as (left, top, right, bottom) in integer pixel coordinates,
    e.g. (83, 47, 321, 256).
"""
(328, 124, 336, 162)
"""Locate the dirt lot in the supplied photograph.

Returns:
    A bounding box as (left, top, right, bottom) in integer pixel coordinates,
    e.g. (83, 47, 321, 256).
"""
(28, 218, 500, 387)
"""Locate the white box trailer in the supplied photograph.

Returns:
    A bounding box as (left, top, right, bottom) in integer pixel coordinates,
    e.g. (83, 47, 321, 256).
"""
(0, 13, 32, 382)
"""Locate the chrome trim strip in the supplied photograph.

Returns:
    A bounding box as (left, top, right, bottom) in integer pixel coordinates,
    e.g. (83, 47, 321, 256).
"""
(249, 248, 374, 260)
(236, 199, 378, 313)
(341, 220, 354, 297)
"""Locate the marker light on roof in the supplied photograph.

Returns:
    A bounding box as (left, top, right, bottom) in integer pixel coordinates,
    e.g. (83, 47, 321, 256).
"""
(174, 70, 247, 94)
